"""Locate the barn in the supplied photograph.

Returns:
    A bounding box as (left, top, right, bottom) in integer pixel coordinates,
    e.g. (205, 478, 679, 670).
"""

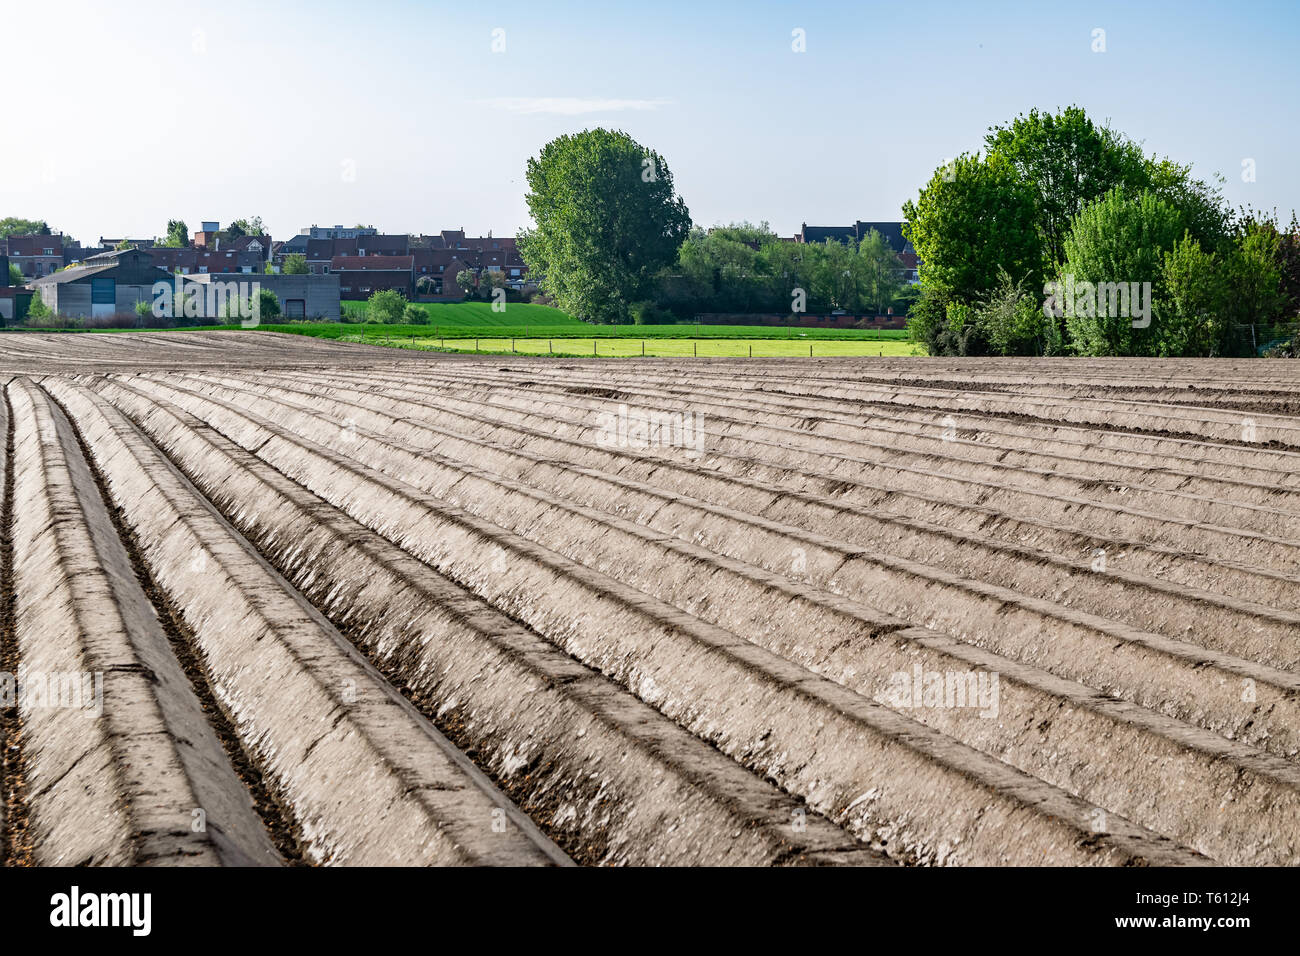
(31, 248, 170, 319)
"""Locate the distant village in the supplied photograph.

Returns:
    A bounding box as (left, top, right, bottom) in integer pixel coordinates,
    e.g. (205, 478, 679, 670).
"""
(0, 220, 917, 324)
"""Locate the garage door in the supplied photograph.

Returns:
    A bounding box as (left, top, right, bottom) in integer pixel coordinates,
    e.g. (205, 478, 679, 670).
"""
(90, 277, 117, 318)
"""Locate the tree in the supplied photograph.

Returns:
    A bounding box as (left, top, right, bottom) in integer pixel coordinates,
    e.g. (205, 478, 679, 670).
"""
(367, 289, 407, 324)
(975, 269, 1051, 355)
(115, 239, 135, 251)
(282, 254, 309, 275)
(480, 269, 507, 300)
(454, 269, 478, 299)
(162, 219, 188, 248)
(856, 229, 905, 314)
(255, 288, 281, 321)
(984, 107, 1149, 268)
(7, 263, 23, 286)
(902, 152, 1044, 307)
(1057, 189, 1187, 355)
(811, 238, 861, 311)
(1221, 221, 1287, 332)
(227, 217, 266, 240)
(984, 106, 1232, 267)
(1157, 236, 1227, 356)
(0, 217, 50, 238)
(26, 293, 51, 321)
(518, 128, 691, 323)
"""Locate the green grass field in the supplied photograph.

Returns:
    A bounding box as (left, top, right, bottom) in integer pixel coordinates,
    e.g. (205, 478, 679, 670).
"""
(335, 300, 914, 342)
(67, 300, 922, 355)
(379, 336, 921, 357)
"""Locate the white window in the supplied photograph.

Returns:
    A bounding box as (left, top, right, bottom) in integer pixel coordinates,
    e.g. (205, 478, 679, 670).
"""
(199, 266, 208, 273)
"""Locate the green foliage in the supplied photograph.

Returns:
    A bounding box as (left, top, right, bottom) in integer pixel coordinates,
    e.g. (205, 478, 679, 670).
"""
(7, 263, 22, 285)
(26, 293, 51, 320)
(1058, 189, 1187, 355)
(662, 225, 906, 317)
(910, 106, 1244, 356)
(902, 152, 1044, 304)
(453, 269, 478, 299)
(0, 217, 51, 238)
(1222, 220, 1287, 327)
(366, 288, 408, 324)
(162, 219, 188, 248)
(518, 128, 692, 324)
(134, 299, 154, 320)
(225, 217, 265, 241)
(984, 106, 1150, 268)
(403, 304, 429, 325)
(629, 300, 674, 325)
(904, 286, 948, 351)
(256, 287, 281, 321)
(282, 254, 309, 275)
(1157, 236, 1227, 356)
(975, 269, 1051, 355)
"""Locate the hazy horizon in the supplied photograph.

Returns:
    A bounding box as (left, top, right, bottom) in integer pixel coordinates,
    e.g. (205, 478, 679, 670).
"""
(5, 0, 1297, 244)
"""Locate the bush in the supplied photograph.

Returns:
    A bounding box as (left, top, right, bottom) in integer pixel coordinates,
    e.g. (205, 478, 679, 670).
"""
(975, 269, 1048, 355)
(630, 300, 674, 325)
(403, 304, 428, 325)
(904, 286, 949, 354)
(367, 289, 408, 324)
(26, 293, 52, 321)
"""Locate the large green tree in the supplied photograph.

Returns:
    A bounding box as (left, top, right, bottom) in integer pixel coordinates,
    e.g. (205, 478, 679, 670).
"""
(902, 151, 1044, 305)
(162, 219, 189, 248)
(0, 217, 51, 237)
(1057, 189, 1188, 355)
(984, 107, 1149, 268)
(518, 129, 691, 323)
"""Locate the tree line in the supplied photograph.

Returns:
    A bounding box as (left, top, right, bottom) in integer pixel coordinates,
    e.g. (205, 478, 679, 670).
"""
(902, 106, 1300, 357)
(515, 129, 911, 325)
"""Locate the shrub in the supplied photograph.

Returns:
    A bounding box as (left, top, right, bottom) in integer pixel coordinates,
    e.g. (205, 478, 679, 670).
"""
(367, 289, 408, 324)
(403, 304, 428, 325)
(630, 300, 674, 325)
(975, 269, 1048, 355)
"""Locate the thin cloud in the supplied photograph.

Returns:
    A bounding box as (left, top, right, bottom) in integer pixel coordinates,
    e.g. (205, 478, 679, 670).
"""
(484, 97, 671, 115)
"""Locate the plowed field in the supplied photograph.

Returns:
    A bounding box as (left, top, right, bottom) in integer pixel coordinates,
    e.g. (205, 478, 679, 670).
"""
(4, 331, 1298, 867)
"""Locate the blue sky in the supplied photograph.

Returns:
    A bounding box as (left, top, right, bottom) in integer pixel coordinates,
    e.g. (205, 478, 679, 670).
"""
(4, 0, 1297, 242)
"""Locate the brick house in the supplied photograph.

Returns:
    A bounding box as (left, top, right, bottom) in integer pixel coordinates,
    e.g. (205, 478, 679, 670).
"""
(331, 255, 414, 299)
(4, 234, 65, 279)
(147, 247, 265, 275)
